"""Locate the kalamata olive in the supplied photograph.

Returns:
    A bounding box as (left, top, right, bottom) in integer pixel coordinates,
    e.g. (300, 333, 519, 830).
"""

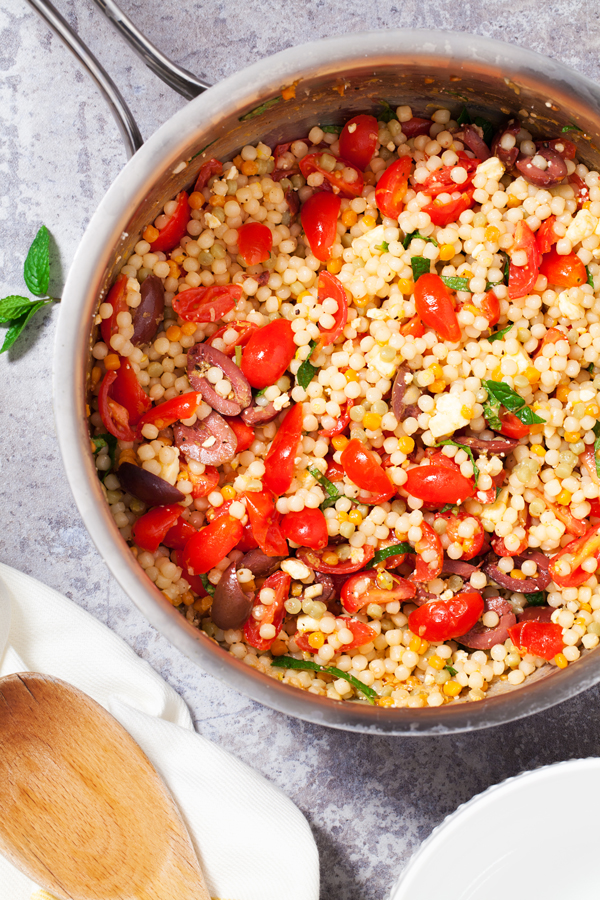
(516, 148, 567, 186)
(131, 275, 165, 346)
(174, 411, 237, 465)
(518, 606, 554, 623)
(482, 550, 551, 593)
(241, 399, 279, 425)
(117, 462, 184, 506)
(457, 596, 516, 649)
(211, 561, 255, 630)
(240, 548, 284, 577)
(187, 343, 252, 416)
(313, 571, 335, 603)
(441, 558, 481, 578)
(491, 119, 521, 168)
(459, 124, 491, 160)
(391, 365, 420, 422)
(453, 435, 519, 455)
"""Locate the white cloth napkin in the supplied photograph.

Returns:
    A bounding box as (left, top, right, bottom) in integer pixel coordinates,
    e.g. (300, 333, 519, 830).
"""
(0, 563, 320, 900)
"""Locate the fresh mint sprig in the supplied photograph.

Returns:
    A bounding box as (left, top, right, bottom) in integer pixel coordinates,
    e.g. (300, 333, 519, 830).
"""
(0, 225, 58, 353)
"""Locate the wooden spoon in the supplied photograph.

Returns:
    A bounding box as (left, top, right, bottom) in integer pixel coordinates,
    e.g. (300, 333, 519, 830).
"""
(0, 672, 211, 900)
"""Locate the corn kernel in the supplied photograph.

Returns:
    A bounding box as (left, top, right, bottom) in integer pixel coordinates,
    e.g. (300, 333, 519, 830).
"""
(575, 616, 587, 628)
(91, 365, 102, 388)
(409, 635, 422, 653)
(405, 675, 421, 688)
(443, 680, 462, 697)
(377, 697, 395, 708)
(398, 278, 414, 295)
(507, 195, 521, 208)
(419, 640, 429, 654)
(233, 155, 244, 168)
(345, 369, 359, 382)
(465, 304, 479, 316)
(554, 652, 568, 669)
(221, 484, 236, 500)
(461, 405, 474, 420)
(308, 631, 325, 649)
(322, 551, 339, 566)
(564, 431, 581, 443)
(580, 602, 592, 613)
(363, 412, 382, 430)
(168, 260, 181, 279)
(556, 489, 572, 506)
(462, 269, 474, 279)
(341, 208, 358, 227)
(143, 224, 160, 243)
(428, 655, 445, 670)
(524, 366, 540, 384)
(556, 385, 570, 403)
(429, 379, 446, 393)
(485, 225, 500, 242)
(398, 436, 415, 454)
(353, 294, 371, 308)
(348, 509, 363, 525)
(326, 258, 343, 274)
(586, 404, 599, 417)
(241, 160, 259, 176)
(104, 353, 121, 371)
(297, 290, 313, 301)
(583, 200, 592, 210)
(189, 191, 205, 210)
(332, 435, 349, 451)
(491, 366, 502, 381)
(439, 243, 455, 261)
(182, 321, 197, 336)
(429, 363, 444, 380)
(166, 325, 182, 342)
(338, 510, 348, 522)
(531, 444, 546, 457)
(362, 214, 376, 229)
(510, 569, 526, 580)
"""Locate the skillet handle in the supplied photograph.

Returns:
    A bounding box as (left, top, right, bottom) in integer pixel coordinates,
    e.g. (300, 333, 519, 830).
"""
(26, 0, 143, 158)
(91, 0, 210, 100)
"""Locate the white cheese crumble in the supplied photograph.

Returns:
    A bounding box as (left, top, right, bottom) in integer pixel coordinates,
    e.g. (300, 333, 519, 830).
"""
(428, 393, 470, 438)
(475, 156, 506, 181)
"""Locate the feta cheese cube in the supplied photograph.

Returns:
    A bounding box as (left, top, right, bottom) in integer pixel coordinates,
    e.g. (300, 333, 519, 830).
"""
(475, 156, 506, 181)
(557, 287, 584, 320)
(565, 209, 597, 244)
(428, 393, 470, 438)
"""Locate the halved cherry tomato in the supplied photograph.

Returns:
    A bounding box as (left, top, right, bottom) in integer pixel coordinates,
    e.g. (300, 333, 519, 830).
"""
(341, 438, 395, 501)
(570, 172, 589, 207)
(179, 462, 219, 499)
(98, 371, 137, 441)
(421, 188, 475, 227)
(297, 544, 375, 574)
(414, 273, 461, 342)
(315, 271, 348, 349)
(319, 399, 354, 438)
(281, 507, 328, 551)
(241, 318, 296, 389)
(420, 158, 478, 197)
(110, 358, 152, 425)
(530, 488, 587, 538)
(408, 591, 484, 642)
(172, 284, 243, 323)
(338, 114, 378, 170)
(245, 489, 288, 557)
(549, 522, 600, 587)
(150, 191, 190, 253)
(544, 138, 577, 160)
(437, 510, 484, 560)
(325, 455, 345, 482)
(100, 274, 129, 345)
(244, 570, 290, 651)
(136, 392, 200, 432)
(207, 320, 257, 356)
(534, 326, 568, 359)
(173, 549, 207, 597)
(237, 222, 273, 266)
(400, 315, 425, 337)
(183, 513, 244, 575)
(536, 215, 559, 255)
(410, 521, 444, 582)
(588, 498, 600, 519)
(295, 616, 377, 653)
(132, 504, 183, 553)
(301, 192, 342, 261)
(263, 403, 304, 496)
(581, 445, 600, 488)
(227, 417, 254, 453)
(193, 158, 222, 192)
(162, 517, 197, 551)
(405, 463, 474, 506)
(481, 289, 500, 326)
(499, 411, 530, 440)
(539, 245, 587, 288)
(508, 220, 541, 299)
(299, 152, 364, 198)
(508, 621, 564, 660)
(401, 117, 432, 138)
(491, 533, 529, 558)
(375, 156, 411, 219)
(341, 570, 415, 614)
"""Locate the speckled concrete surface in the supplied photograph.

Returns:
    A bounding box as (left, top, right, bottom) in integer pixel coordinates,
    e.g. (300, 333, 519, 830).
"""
(2, 2, 600, 897)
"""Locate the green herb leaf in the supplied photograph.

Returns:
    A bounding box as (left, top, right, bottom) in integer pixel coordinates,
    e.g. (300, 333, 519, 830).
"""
(366, 543, 413, 568)
(440, 504, 460, 514)
(483, 398, 503, 432)
(378, 99, 397, 123)
(441, 276, 470, 291)
(587, 265, 595, 288)
(92, 436, 109, 453)
(515, 405, 546, 426)
(411, 256, 430, 281)
(525, 591, 547, 605)
(235, 344, 242, 367)
(0, 300, 47, 353)
(456, 106, 472, 126)
(191, 139, 217, 160)
(403, 231, 438, 250)
(593, 422, 600, 480)
(320, 124, 342, 134)
(487, 323, 513, 343)
(92, 432, 117, 474)
(375, 241, 389, 252)
(501, 251, 510, 285)
(472, 115, 495, 146)
(588, 363, 595, 374)
(483, 380, 545, 426)
(562, 123, 583, 133)
(23, 225, 50, 296)
(255, 387, 267, 399)
(239, 96, 282, 122)
(270, 656, 377, 703)
(436, 440, 480, 486)
(0, 295, 34, 324)
(445, 664, 458, 676)
(309, 466, 343, 509)
(297, 339, 318, 390)
(200, 574, 215, 596)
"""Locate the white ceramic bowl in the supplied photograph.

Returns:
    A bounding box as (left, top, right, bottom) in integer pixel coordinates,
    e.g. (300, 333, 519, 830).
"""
(390, 757, 600, 899)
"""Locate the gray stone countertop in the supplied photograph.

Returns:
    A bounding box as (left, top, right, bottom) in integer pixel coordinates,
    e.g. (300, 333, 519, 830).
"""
(2, 2, 600, 897)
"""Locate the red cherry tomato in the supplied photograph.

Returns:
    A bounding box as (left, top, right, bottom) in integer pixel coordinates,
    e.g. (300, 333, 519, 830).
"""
(421, 188, 475, 227)
(207, 320, 257, 356)
(409, 591, 484, 642)
(414, 273, 461, 342)
(410, 521, 444, 582)
(420, 158, 478, 197)
(295, 617, 377, 653)
(529, 487, 586, 537)
(241, 318, 296, 389)
(481, 289, 500, 326)
(534, 326, 568, 360)
(299, 152, 364, 198)
(172, 284, 243, 323)
(536, 215, 559, 255)
(375, 156, 412, 219)
(315, 271, 348, 349)
(263, 403, 304, 496)
(162, 517, 197, 551)
(237, 222, 273, 266)
(401, 117, 432, 138)
(508, 220, 542, 300)
(193, 158, 222, 192)
(227, 416, 255, 453)
(174, 549, 208, 597)
(150, 191, 190, 253)
(338, 114, 378, 170)
(98, 371, 137, 441)
(110, 358, 152, 425)
(281, 508, 328, 551)
(545, 138, 577, 159)
(183, 513, 244, 575)
(405, 463, 475, 506)
(179, 462, 219, 499)
(508, 621, 564, 660)
(325, 455, 345, 482)
(400, 314, 425, 337)
(570, 173, 589, 207)
(132, 504, 183, 553)
(499, 411, 530, 440)
(549, 522, 600, 588)
(100, 274, 129, 345)
(301, 192, 342, 262)
(539, 245, 587, 288)
(341, 570, 415, 614)
(437, 510, 484, 560)
(319, 399, 354, 438)
(245, 489, 289, 557)
(297, 544, 375, 574)
(243, 570, 290, 651)
(136, 392, 200, 432)
(340, 438, 395, 501)
(491, 533, 529, 558)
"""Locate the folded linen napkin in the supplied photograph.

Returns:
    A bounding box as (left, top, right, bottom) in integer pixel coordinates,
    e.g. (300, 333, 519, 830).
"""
(0, 563, 320, 900)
